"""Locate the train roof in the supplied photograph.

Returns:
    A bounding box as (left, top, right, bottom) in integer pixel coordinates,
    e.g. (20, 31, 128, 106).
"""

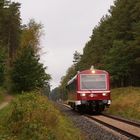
(67, 74, 77, 85)
(79, 69, 109, 74)
(67, 69, 109, 86)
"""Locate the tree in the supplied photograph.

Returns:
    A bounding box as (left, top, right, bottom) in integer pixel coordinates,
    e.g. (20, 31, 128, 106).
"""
(0, 1, 51, 92)
(42, 83, 51, 97)
(104, 0, 140, 86)
(58, 65, 77, 100)
(50, 87, 61, 101)
(0, 1, 21, 64)
(11, 47, 51, 92)
(73, 0, 140, 87)
(104, 40, 132, 87)
(7, 2, 21, 62)
(20, 19, 43, 53)
(0, 0, 21, 89)
(73, 51, 81, 64)
(0, 47, 6, 85)
(72, 50, 81, 72)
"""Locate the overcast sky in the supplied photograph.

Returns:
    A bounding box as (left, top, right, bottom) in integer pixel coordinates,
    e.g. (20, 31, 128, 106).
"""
(13, 0, 114, 89)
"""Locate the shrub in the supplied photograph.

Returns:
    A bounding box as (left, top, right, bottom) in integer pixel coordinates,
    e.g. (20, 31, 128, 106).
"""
(0, 91, 83, 140)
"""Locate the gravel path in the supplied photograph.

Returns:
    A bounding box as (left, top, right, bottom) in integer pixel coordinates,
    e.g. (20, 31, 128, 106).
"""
(56, 104, 131, 140)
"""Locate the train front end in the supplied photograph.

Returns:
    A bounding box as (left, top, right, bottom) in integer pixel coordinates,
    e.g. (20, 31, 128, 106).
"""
(76, 69, 111, 113)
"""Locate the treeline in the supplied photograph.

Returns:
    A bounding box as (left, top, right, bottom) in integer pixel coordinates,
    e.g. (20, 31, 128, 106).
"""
(51, 0, 140, 100)
(0, 0, 50, 94)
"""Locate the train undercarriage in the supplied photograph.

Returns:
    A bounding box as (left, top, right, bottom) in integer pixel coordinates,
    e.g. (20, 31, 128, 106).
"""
(68, 100, 111, 113)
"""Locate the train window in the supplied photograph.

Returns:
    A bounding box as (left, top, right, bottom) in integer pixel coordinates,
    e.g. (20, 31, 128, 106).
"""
(67, 79, 77, 91)
(80, 74, 107, 90)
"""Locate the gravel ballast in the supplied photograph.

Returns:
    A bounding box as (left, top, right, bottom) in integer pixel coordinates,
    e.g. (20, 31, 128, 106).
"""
(56, 103, 131, 140)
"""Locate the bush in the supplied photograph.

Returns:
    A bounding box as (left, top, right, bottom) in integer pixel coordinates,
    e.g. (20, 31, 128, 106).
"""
(0, 91, 83, 140)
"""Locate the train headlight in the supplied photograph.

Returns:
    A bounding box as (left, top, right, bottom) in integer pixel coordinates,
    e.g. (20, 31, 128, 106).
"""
(91, 70, 95, 74)
(108, 100, 111, 105)
(102, 93, 107, 96)
(80, 93, 86, 97)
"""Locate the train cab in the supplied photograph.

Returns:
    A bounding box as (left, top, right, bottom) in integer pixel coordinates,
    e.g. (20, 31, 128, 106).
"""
(66, 66, 111, 113)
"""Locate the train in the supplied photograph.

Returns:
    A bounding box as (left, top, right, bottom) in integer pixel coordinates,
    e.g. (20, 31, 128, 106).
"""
(66, 66, 111, 113)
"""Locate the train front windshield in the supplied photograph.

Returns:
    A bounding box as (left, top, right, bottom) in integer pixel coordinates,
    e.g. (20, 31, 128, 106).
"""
(80, 74, 107, 90)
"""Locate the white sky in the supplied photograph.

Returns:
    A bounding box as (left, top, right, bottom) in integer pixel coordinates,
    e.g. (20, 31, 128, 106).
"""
(13, 0, 114, 89)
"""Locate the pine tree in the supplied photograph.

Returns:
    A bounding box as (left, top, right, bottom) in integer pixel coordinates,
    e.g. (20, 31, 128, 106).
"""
(11, 47, 50, 92)
(74, 0, 140, 87)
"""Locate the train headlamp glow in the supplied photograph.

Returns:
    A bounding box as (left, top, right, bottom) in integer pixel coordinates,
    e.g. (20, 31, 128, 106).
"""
(80, 93, 86, 97)
(108, 100, 111, 105)
(90, 65, 95, 73)
(102, 93, 107, 96)
(91, 70, 95, 74)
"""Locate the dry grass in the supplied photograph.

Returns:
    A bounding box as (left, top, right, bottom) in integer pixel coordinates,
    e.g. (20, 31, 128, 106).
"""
(107, 87, 140, 121)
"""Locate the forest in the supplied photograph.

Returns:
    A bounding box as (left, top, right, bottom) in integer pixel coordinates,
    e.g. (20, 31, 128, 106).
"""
(0, 0, 140, 99)
(0, 0, 51, 94)
(51, 0, 140, 100)
(0, 0, 140, 138)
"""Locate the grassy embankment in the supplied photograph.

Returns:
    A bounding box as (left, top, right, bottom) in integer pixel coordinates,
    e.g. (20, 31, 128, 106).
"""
(107, 87, 140, 121)
(0, 91, 84, 140)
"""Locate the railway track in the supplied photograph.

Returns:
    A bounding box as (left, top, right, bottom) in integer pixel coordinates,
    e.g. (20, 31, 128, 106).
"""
(102, 113, 140, 127)
(86, 114, 140, 140)
(63, 103, 140, 140)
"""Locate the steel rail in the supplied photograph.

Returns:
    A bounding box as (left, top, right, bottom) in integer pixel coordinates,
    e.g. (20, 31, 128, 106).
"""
(85, 115, 140, 140)
(62, 103, 140, 140)
(102, 113, 140, 128)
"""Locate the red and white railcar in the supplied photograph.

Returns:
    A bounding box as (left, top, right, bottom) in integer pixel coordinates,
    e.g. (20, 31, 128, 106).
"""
(66, 66, 111, 113)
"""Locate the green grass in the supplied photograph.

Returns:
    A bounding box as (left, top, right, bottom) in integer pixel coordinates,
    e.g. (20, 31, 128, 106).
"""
(107, 87, 140, 121)
(0, 91, 84, 140)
